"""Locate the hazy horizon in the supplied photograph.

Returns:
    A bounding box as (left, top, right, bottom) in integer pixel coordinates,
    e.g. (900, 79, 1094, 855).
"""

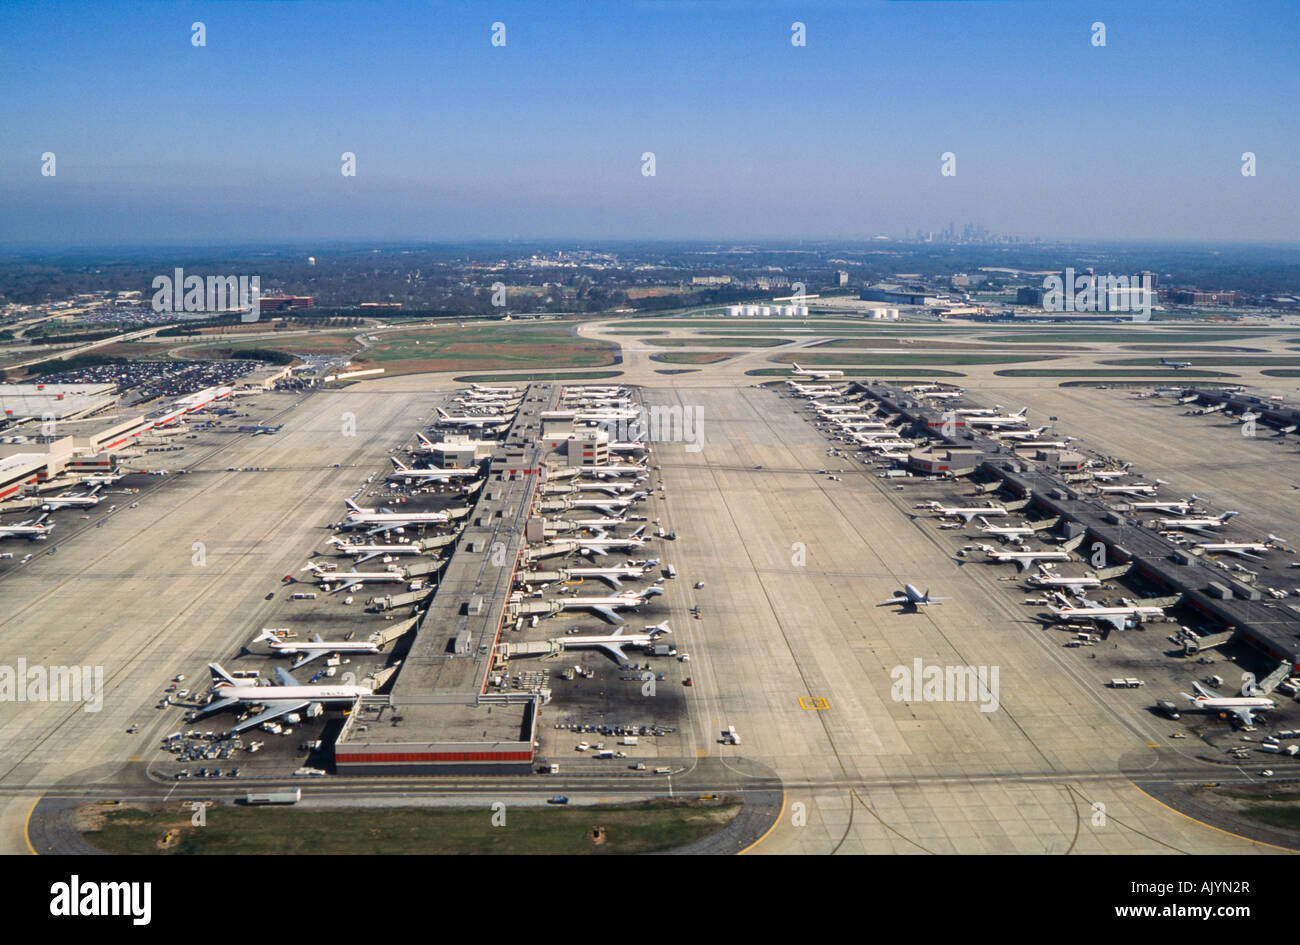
(2, 0, 1297, 247)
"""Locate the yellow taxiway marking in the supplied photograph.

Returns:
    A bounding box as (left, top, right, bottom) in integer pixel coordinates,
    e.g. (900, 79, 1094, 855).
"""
(799, 697, 830, 710)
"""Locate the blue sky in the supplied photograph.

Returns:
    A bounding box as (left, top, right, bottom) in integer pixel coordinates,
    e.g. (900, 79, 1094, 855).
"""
(0, 0, 1296, 246)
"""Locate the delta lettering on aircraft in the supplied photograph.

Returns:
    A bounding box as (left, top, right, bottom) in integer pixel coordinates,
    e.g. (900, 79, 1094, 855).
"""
(50, 875, 151, 925)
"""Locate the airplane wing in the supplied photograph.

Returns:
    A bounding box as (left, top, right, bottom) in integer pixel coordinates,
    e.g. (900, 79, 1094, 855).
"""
(592, 606, 622, 624)
(288, 651, 328, 671)
(229, 699, 313, 734)
(877, 596, 910, 607)
(1099, 614, 1127, 633)
(595, 574, 623, 590)
(1229, 706, 1257, 727)
(274, 666, 301, 687)
(188, 695, 241, 720)
(1192, 680, 1220, 699)
(353, 550, 385, 565)
(578, 545, 608, 558)
(598, 644, 629, 664)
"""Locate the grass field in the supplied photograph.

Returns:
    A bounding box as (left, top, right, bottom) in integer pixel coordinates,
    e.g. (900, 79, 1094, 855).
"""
(81, 799, 740, 855)
(640, 337, 789, 348)
(352, 325, 616, 375)
(772, 352, 1057, 366)
(997, 368, 1236, 378)
(454, 370, 625, 382)
(975, 331, 1258, 344)
(651, 351, 740, 364)
(746, 367, 965, 377)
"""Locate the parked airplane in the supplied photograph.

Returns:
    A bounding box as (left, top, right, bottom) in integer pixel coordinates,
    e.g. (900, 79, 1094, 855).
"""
(1025, 567, 1102, 593)
(555, 622, 673, 663)
(436, 407, 511, 429)
(387, 457, 481, 482)
(976, 517, 1039, 543)
(548, 516, 627, 532)
(1095, 480, 1166, 498)
(965, 408, 1030, 429)
(928, 502, 1010, 524)
(978, 545, 1072, 571)
(326, 537, 425, 565)
(189, 663, 373, 733)
(566, 496, 638, 517)
(553, 564, 654, 590)
(1128, 496, 1200, 514)
(301, 561, 408, 594)
(1157, 511, 1239, 535)
(992, 425, 1054, 441)
(42, 484, 102, 510)
(251, 629, 382, 670)
(532, 526, 649, 559)
(551, 586, 665, 623)
(1090, 466, 1132, 481)
(791, 362, 845, 380)
(78, 473, 123, 486)
(1196, 540, 1277, 561)
(1049, 599, 1167, 633)
(1182, 680, 1275, 727)
(1195, 403, 1226, 415)
(1161, 358, 1193, 370)
(470, 383, 518, 395)
(0, 513, 54, 541)
(342, 499, 451, 534)
(879, 584, 950, 609)
(412, 431, 497, 454)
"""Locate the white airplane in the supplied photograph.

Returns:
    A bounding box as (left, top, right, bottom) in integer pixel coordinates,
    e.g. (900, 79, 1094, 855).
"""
(810, 401, 863, 413)
(1195, 403, 1226, 415)
(342, 499, 451, 534)
(951, 407, 1000, 416)
(42, 484, 103, 510)
(556, 622, 672, 663)
(0, 513, 54, 541)
(251, 629, 382, 670)
(1091, 468, 1132, 481)
(78, 473, 124, 486)
(1025, 567, 1102, 593)
(1128, 496, 1200, 514)
(978, 544, 1071, 571)
(387, 457, 481, 482)
(412, 431, 496, 454)
(992, 425, 1054, 441)
(1157, 511, 1239, 535)
(301, 561, 408, 594)
(1095, 480, 1167, 498)
(566, 496, 638, 516)
(791, 361, 844, 380)
(1010, 439, 1075, 450)
(551, 564, 654, 590)
(1196, 540, 1278, 561)
(929, 502, 1010, 524)
(879, 584, 950, 609)
(549, 515, 627, 532)
(1161, 358, 1193, 370)
(436, 407, 511, 429)
(573, 464, 648, 476)
(551, 586, 665, 623)
(533, 525, 649, 559)
(918, 390, 963, 400)
(1182, 680, 1275, 727)
(326, 536, 426, 565)
(470, 383, 518, 395)
(863, 439, 917, 450)
(965, 408, 1030, 429)
(1049, 599, 1167, 634)
(976, 517, 1039, 543)
(189, 663, 372, 734)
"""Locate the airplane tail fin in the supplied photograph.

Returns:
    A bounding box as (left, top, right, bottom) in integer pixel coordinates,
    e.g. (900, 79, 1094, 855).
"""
(251, 629, 278, 645)
(630, 525, 646, 539)
(644, 586, 665, 598)
(208, 663, 237, 686)
(391, 456, 409, 471)
(648, 621, 672, 636)
(345, 499, 364, 513)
